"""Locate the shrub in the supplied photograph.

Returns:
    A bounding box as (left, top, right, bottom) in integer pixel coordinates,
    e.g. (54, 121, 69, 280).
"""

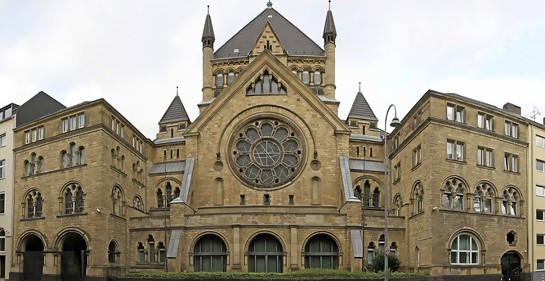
(370, 252, 401, 273)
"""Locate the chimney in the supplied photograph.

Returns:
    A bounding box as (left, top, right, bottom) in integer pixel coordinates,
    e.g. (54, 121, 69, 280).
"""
(503, 103, 521, 115)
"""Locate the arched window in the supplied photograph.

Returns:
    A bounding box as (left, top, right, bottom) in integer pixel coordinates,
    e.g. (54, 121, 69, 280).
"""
(394, 195, 403, 216)
(165, 182, 172, 208)
(157, 189, 164, 208)
(158, 242, 166, 263)
(194, 234, 227, 272)
(31, 153, 37, 174)
(61, 150, 69, 168)
(24, 160, 30, 176)
(37, 156, 44, 173)
(79, 147, 86, 165)
(248, 234, 283, 273)
(174, 187, 181, 199)
(70, 142, 77, 166)
(450, 234, 479, 265)
(246, 71, 286, 95)
(304, 234, 339, 269)
(502, 187, 520, 215)
(137, 242, 145, 263)
(108, 241, 118, 263)
(367, 242, 375, 265)
(227, 71, 235, 85)
(372, 187, 380, 207)
(65, 190, 73, 214)
(413, 183, 424, 214)
(442, 178, 466, 211)
(215, 73, 224, 88)
(25, 190, 42, 218)
(64, 183, 84, 215)
(378, 234, 385, 253)
(314, 70, 322, 86)
(474, 183, 494, 214)
(354, 185, 362, 200)
(147, 235, 155, 263)
(302, 71, 310, 85)
(0, 229, 5, 252)
(363, 180, 371, 207)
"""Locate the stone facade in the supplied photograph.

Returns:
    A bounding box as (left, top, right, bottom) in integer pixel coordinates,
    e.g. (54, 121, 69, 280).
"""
(7, 3, 536, 281)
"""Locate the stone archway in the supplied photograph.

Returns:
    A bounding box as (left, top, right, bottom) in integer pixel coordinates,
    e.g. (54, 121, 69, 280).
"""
(23, 234, 45, 281)
(501, 251, 521, 281)
(60, 232, 87, 281)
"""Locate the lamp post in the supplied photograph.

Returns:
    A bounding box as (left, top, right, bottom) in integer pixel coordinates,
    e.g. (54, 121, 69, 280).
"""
(383, 104, 401, 281)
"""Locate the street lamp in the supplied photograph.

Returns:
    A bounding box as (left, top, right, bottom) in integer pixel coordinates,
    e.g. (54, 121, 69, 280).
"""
(383, 104, 401, 281)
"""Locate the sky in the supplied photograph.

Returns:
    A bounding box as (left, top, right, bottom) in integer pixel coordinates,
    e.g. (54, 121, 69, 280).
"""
(1, 0, 544, 138)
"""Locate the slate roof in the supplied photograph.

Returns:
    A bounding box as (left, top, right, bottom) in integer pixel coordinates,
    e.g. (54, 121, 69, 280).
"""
(347, 91, 378, 121)
(201, 12, 215, 43)
(159, 95, 190, 125)
(214, 7, 325, 59)
(16, 91, 66, 127)
(323, 9, 337, 39)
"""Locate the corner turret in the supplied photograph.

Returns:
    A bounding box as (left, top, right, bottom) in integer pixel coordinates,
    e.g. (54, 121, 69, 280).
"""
(201, 6, 215, 112)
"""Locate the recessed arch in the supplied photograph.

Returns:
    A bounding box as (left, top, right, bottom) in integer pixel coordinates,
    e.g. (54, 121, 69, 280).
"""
(16, 230, 48, 252)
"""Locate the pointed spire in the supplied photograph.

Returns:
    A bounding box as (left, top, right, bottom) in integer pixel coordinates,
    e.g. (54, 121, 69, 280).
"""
(159, 94, 191, 125)
(347, 84, 378, 121)
(202, 5, 215, 49)
(323, 0, 337, 44)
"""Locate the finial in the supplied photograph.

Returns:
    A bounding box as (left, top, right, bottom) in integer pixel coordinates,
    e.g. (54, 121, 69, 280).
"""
(329, 0, 331, 10)
(207, 5, 210, 14)
(176, 86, 179, 96)
(358, 82, 361, 93)
(267, 1, 273, 8)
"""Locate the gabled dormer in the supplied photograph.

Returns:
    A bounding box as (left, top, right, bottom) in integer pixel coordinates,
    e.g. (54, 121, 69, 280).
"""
(250, 22, 285, 58)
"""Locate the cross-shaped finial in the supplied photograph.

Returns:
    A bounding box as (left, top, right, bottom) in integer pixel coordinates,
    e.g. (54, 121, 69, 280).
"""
(358, 82, 361, 92)
(176, 86, 179, 96)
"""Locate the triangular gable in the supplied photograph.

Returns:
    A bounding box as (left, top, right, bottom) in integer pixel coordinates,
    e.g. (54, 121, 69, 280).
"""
(214, 7, 324, 59)
(250, 22, 285, 56)
(186, 51, 350, 136)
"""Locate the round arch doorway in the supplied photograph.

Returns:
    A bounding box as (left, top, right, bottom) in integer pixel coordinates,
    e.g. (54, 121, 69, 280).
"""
(23, 234, 45, 281)
(60, 232, 88, 281)
(501, 251, 521, 281)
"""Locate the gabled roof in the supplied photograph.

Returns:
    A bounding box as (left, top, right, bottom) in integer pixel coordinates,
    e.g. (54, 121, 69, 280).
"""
(159, 95, 190, 125)
(16, 91, 66, 127)
(347, 91, 378, 121)
(214, 7, 324, 59)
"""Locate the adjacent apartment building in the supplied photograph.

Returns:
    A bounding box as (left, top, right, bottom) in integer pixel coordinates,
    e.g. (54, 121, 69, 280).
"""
(0, 103, 19, 279)
(527, 118, 545, 280)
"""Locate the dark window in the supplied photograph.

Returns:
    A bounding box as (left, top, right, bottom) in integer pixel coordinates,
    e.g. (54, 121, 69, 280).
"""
(304, 234, 339, 269)
(248, 234, 283, 272)
(194, 234, 227, 272)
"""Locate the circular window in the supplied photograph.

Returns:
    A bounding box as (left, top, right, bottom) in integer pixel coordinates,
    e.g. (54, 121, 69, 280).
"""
(231, 119, 304, 188)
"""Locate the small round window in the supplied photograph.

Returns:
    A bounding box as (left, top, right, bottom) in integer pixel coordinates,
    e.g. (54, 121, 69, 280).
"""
(231, 119, 304, 189)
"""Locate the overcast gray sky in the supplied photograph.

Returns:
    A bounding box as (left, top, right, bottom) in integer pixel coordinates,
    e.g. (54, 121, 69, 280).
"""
(1, 0, 544, 138)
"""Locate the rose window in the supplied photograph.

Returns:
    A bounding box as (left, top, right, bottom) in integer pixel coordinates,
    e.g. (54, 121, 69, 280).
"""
(232, 119, 303, 188)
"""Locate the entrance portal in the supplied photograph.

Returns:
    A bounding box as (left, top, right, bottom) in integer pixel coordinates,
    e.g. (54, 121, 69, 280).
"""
(501, 251, 521, 281)
(60, 232, 87, 281)
(23, 235, 44, 281)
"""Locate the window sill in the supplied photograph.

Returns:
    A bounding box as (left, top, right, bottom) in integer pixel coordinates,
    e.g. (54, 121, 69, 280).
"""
(57, 212, 88, 218)
(411, 163, 422, 171)
(393, 179, 400, 185)
(504, 170, 520, 175)
(476, 165, 495, 170)
(20, 217, 45, 221)
(445, 159, 467, 165)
